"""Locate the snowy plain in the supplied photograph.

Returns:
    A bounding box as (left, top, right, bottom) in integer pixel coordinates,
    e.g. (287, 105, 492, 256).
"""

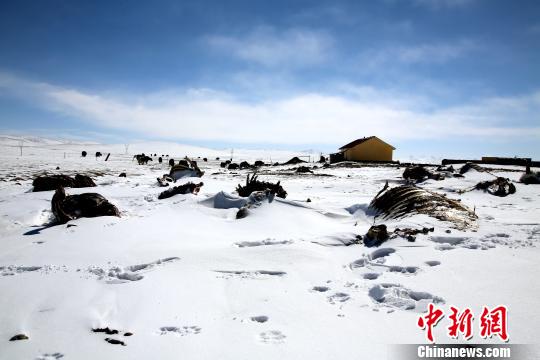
(0, 136, 539, 359)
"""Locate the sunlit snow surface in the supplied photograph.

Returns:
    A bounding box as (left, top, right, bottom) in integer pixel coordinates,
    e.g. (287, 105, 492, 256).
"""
(0, 136, 539, 359)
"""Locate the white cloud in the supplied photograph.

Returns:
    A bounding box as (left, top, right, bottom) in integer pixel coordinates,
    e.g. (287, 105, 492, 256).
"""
(361, 39, 478, 67)
(414, 0, 476, 9)
(529, 23, 540, 34)
(396, 40, 477, 63)
(0, 72, 539, 146)
(205, 26, 333, 67)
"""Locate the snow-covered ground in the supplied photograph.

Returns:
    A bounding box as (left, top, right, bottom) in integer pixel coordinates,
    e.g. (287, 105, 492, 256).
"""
(0, 137, 539, 359)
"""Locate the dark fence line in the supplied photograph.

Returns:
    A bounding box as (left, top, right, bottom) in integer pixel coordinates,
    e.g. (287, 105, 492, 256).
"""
(442, 157, 539, 167)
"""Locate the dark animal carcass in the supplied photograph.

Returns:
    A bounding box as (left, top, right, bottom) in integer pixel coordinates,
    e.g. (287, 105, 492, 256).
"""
(228, 163, 239, 170)
(158, 182, 204, 200)
(95, 152, 102, 158)
(51, 187, 120, 224)
(166, 157, 204, 181)
(81, 151, 87, 157)
(137, 155, 152, 165)
(368, 183, 477, 230)
(239, 161, 251, 170)
(362, 225, 389, 247)
(210, 190, 275, 219)
(296, 166, 313, 173)
(403, 166, 443, 182)
(520, 172, 540, 185)
(475, 177, 516, 197)
(236, 174, 287, 199)
(33, 174, 96, 192)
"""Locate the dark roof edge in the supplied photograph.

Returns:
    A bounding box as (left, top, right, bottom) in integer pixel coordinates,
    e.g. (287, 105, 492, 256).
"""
(339, 136, 395, 150)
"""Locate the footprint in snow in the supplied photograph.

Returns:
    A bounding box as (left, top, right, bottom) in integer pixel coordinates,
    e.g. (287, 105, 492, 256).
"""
(350, 248, 397, 269)
(251, 316, 269, 323)
(259, 330, 286, 344)
(87, 257, 180, 283)
(327, 292, 350, 304)
(214, 270, 286, 279)
(235, 238, 293, 248)
(363, 273, 381, 280)
(388, 265, 420, 274)
(370, 248, 397, 261)
(311, 286, 330, 292)
(159, 326, 201, 336)
(1, 265, 42, 276)
(368, 283, 444, 312)
(36, 354, 64, 360)
(351, 248, 419, 278)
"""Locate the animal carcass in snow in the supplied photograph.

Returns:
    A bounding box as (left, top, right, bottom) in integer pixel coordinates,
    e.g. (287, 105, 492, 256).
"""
(51, 187, 120, 224)
(166, 157, 204, 181)
(368, 183, 477, 230)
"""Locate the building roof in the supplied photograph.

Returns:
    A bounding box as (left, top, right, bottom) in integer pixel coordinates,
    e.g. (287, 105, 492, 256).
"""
(339, 136, 395, 150)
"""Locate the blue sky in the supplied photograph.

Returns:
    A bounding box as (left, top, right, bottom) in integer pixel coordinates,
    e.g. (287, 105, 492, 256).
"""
(0, 0, 539, 158)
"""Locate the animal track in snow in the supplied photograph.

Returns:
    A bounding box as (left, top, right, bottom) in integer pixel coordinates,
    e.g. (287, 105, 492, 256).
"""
(87, 257, 180, 283)
(481, 232, 532, 248)
(259, 330, 286, 344)
(327, 292, 351, 304)
(430, 233, 530, 250)
(528, 226, 540, 240)
(350, 247, 419, 279)
(370, 248, 396, 261)
(251, 315, 269, 323)
(235, 238, 292, 247)
(36, 353, 64, 360)
(388, 266, 419, 274)
(368, 283, 444, 312)
(350, 258, 368, 269)
(311, 286, 330, 292)
(1, 265, 42, 276)
(350, 248, 397, 269)
(158, 326, 201, 336)
(425, 261, 441, 267)
(363, 272, 381, 280)
(429, 236, 469, 246)
(214, 270, 286, 279)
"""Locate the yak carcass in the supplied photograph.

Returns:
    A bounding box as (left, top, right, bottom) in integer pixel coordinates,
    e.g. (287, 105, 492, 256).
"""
(33, 174, 96, 192)
(52, 187, 120, 224)
(208, 190, 275, 219)
(166, 157, 204, 181)
(368, 183, 477, 230)
(474, 177, 516, 197)
(236, 174, 287, 199)
(402, 166, 444, 182)
(158, 182, 203, 200)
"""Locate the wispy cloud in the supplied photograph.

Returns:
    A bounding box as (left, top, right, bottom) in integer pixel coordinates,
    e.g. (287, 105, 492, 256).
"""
(529, 23, 540, 34)
(0, 72, 538, 146)
(413, 0, 476, 9)
(360, 39, 478, 68)
(205, 26, 333, 67)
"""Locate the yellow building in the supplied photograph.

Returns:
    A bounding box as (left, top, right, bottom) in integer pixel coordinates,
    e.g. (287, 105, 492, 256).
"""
(338, 136, 395, 162)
